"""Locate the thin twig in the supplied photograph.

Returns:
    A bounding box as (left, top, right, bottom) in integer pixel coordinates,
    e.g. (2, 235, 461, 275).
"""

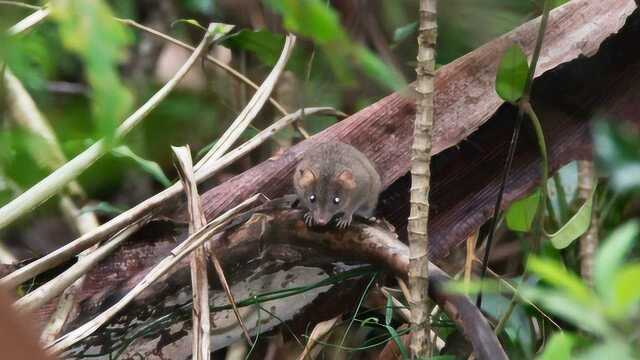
(0, 1, 41, 10)
(7, 6, 49, 35)
(578, 160, 597, 286)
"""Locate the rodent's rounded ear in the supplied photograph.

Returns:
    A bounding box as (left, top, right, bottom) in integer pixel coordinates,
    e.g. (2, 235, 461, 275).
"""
(336, 170, 357, 190)
(296, 168, 317, 188)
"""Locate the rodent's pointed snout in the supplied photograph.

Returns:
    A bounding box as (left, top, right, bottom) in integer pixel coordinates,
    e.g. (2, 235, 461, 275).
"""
(313, 211, 332, 226)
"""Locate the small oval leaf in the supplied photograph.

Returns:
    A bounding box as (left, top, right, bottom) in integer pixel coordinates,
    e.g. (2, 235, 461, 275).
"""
(495, 44, 529, 103)
(506, 189, 540, 232)
(547, 184, 596, 249)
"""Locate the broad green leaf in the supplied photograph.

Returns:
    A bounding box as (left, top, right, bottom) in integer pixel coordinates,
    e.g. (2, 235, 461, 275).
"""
(593, 221, 639, 302)
(506, 190, 540, 232)
(611, 263, 640, 318)
(353, 46, 405, 91)
(51, 0, 133, 142)
(521, 287, 610, 337)
(594, 121, 640, 193)
(495, 44, 529, 103)
(547, 184, 596, 249)
(537, 332, 575, 360)
(393, 22, 417, 43)
(112, 146, 171, 187)
(265, 0, 347, 44)
(576, 339, 635, 360)
(527, 256, 594, 304)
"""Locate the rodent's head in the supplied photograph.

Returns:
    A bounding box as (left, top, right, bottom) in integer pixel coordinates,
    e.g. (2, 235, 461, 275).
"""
(294, 163, 357, 226)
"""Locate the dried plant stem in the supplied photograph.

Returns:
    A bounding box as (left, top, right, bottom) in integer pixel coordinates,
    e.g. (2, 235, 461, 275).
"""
(173, 146, 212, 360)
(297, 315, 339, 360)
(0, 107, 339, 289)
(46, 195, 262, 354)
(409, 0, 437, 358)
(578, 160, 597, 286)
(7, 6, 49, 35)
(0, 24, 217, 231)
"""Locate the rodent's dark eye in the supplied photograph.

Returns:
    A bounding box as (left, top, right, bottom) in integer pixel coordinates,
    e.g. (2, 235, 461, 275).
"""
(333, 196, 341, 204)
(309, 194, 316, 203)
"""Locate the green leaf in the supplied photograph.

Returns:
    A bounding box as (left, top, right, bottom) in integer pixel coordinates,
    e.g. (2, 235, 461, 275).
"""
(495, 44, 529, 103)
(170, 19, 207, 31)
(480, 294, 534, 358)
(506, 189, 540, 232)
(593, 221, 640, 302)
(527, 256, 594, 304)
(611, 263, 640, 318)
(353, 46, 405, 91)
(383, 325, 409, 359)
(51, 0, 133, 142)
(112, 146, 171, 187)
(264, 0, 347, 44)
(521, 287, 610, 337)
(547, 184, 596, 249)
(385, 294, 393, 326)
(393, 22, 417, 43)
(224, 29, 288, 67)
(576, 339, 635, 360)
(594, 121, 640, 193)
(537, 332, 575, 360)
(79, 201, 126, 216)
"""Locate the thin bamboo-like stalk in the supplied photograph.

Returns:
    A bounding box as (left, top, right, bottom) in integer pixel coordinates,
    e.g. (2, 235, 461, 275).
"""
(409, 0, 437, 357)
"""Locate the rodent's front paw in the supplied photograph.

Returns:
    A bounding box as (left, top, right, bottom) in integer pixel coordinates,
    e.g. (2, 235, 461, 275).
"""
(336, 214, 352, 229)
(304, 212, 314, 227)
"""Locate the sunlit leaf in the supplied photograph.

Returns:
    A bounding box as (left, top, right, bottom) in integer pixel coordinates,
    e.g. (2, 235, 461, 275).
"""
(112, 145, 171, 187)
(575, 339, 635, 360)
(495, 44, 529, 103)
(521, 287, 610, 337)
(506, 189, 540, 232)
(527, 256, 594, 304)
(170, 19, 207, 31)
(265, 0, 347, 44)
(51, 0, 133, 142)
(611, 263, 640, 319)
(593, 220, 639, 302)
(537, 332, 575, 360)
(547, 184, 596, 249)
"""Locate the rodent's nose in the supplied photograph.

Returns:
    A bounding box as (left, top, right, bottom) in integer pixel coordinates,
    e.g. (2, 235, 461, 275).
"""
(314, 212, 331, 226)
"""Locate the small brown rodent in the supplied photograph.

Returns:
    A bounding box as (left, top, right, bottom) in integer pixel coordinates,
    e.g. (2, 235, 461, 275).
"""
(293, 141, 382, 228)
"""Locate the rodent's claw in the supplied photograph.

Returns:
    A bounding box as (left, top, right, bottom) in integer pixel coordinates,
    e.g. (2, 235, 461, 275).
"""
(336, 215, 352, 229)
(304, 212, 314, 227)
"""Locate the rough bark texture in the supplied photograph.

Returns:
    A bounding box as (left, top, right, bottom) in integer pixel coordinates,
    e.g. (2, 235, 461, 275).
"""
(578, 160, 597, 286)
(409, 0, 437, 357)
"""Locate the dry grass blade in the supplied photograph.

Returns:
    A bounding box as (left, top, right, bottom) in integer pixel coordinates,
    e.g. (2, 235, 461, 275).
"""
(7, 6, 49, 35)
(14, 223, 142, 313)
(0, 107, 340, 289)
(0, 23, 217, 231)
(196, 34, 296, 171)
(172, 146, 211, 360)
(46, 194, 262, 353)
(297, 316, 339, 360)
